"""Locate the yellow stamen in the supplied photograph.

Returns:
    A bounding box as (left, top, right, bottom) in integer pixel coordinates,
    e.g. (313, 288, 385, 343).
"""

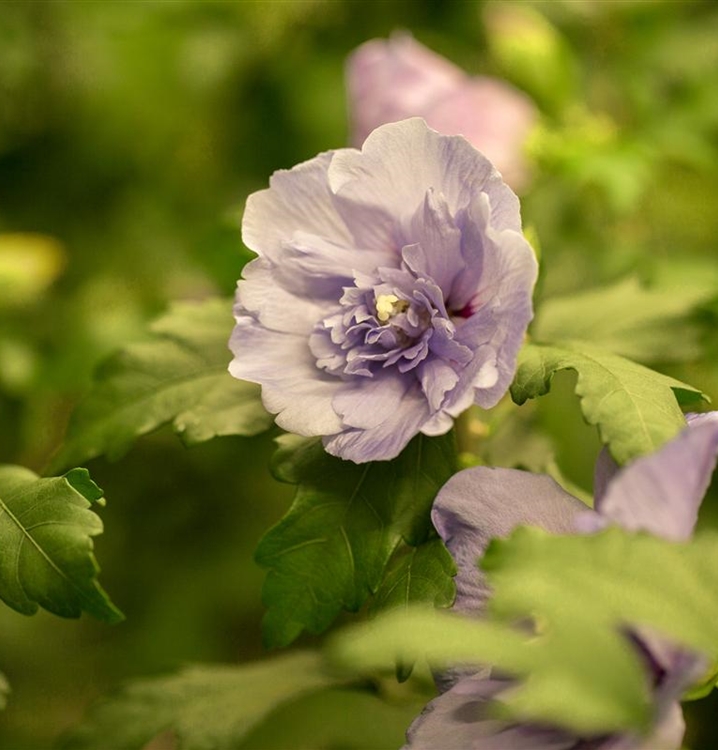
(375, 293, 408, 323)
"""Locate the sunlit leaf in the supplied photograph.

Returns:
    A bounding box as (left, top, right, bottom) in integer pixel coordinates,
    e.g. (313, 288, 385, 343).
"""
(511, 342, 706, 464)
(60, 652, 341, 750)
(534, 276, 712, 363)
(50, 298, 272, 471)
(256, 432, 457, 648)
(0, 465, 122, 622)
(332, 528, 718, 736)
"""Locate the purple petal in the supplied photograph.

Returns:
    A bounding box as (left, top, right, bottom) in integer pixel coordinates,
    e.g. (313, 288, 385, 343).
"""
(346, 34, 537, 191)
(236, 258, 329, 335)
(323, 383, 429, 463)
(347, 34, 465, 148)
(460, 226, 538, 409)
(242, 152, 353, 263)
(588, 413, 718, 541)
(432, 467, 586, 617)
(404, 673, 576, 750)
(277, 231, 393, 300)
(404, 189, 463, 294)
(328, 119, 521, 251)
(229, 316, 343, 436)
(593, 448, 619, 507)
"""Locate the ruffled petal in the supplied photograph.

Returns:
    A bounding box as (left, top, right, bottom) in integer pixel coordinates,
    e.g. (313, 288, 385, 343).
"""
(324, 385, 430, 463)
(432, 467, 586, 617)
(236, 258, 330, 335)
(404, 189, 463, 295)
(328, 119, 519, 254)
(242, 151, 354, 262)
(583, 413, 718, 541)
(229, 316, 343, 435)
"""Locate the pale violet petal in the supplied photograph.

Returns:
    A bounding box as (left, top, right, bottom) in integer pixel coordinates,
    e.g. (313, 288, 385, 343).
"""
(404, 673, 576, 750)
(346, 34, 465, 148)
(242, 151, 354, 262)
(323, 387, 429, 463)
(236, 258, 329, 335)
(591, 413, 718, 541)
(432, 467, 586, 616)
(229, 317, 343, 436)
(328, 119, 518, 252)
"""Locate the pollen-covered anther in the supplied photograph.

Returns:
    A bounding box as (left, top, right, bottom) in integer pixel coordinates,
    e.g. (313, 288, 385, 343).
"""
(375, 293, 409, 323)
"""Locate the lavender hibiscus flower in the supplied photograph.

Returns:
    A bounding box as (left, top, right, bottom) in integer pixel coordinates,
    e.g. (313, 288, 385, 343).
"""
(229, 118, 537, 463)
(347, 34, 537, 191)
(406, 412, 718, 749)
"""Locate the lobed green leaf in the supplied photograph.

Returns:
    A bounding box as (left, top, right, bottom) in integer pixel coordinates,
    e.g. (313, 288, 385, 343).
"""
(510, 342, 706, 464)
(533, 276, 712, 363)
(0, 465, 122, 622)
(50, 298, 272, 471)
(256, 432, 457, 648)
(331, 528, 718, 736)
(60, 652, 341, 750)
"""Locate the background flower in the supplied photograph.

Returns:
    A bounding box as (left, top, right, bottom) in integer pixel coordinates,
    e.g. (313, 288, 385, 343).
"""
(346, 34, 537, 191)
(230, 118, 537, 463)
(405, 413, 718, 748)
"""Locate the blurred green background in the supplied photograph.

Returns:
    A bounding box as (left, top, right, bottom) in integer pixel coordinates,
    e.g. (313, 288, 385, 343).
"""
(1, 0, 718, 747)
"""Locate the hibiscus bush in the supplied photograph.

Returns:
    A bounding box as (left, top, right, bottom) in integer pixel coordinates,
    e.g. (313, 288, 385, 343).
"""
(2, 1, 718, 748)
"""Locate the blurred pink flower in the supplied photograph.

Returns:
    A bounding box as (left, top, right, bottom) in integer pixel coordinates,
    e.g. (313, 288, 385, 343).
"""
(347, 34, 537, 191)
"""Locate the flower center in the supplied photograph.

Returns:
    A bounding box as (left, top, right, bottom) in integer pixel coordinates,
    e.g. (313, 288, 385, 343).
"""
(375, 293, 409, 324)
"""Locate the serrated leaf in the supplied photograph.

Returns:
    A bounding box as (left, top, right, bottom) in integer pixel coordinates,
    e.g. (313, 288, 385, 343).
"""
(0, 466, 122, 622)
(332, 528, 718, 736)
(369, 539, 456, 615)
(533, 277, 711, 363)
(510, 342, 706, 464)
(60, 652, 340, 750)
(50, 298, 272, 471)
(483, 526, 718, 665)
(256, 432, 457, 648)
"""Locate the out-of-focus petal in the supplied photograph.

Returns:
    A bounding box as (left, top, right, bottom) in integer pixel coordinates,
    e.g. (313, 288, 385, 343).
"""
(346, 34, 537, 191)
(586, 413, 718, 541)
(404, 672, 576, 750)
(432, 467, 586, 616)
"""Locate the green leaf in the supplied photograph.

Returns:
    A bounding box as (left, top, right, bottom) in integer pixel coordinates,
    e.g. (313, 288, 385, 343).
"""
(332, 528, 718, 736)
(0, 465, 122, 622)
(483, 526, 718, 665)
(369, 538, 456, 615)
(510, 342, 706, 464)
(50, 298, 272, 471)
(330, 605, 650, 736)
(237, 686, 427, 750)
(0, 672, 9, 710)
(533, 277, 710, 363)
(256, 432, 458, 648)
(60, 652, 341, 750)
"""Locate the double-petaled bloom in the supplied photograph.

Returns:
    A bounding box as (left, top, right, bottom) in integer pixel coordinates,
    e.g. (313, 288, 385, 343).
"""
(406, 412, 718, 749)
(230, 118, 537, 463)
(347, 34, 537, 191)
